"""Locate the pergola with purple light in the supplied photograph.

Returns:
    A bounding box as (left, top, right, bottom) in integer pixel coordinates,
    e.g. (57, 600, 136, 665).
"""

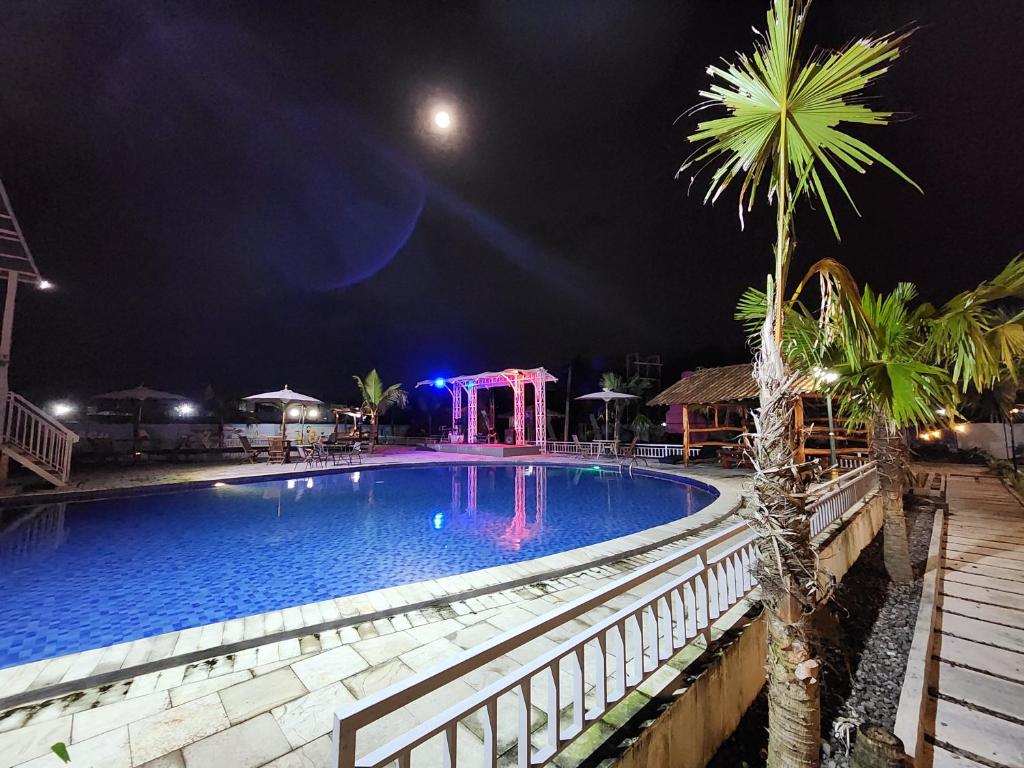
(417, 367, 556, 445)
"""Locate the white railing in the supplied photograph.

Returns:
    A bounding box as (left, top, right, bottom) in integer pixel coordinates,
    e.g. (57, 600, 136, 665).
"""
(3, 392, 79, 484)
(806, 460, 878, 537)
(331, 464, 879, 768)
(545, 441, 700, 459)
(838, 453, 871, 469)
(332, 520, 757, 768)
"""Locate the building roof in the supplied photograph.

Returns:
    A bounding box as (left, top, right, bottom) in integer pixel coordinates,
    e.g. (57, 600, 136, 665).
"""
(415, 367, 557, 391)
(648, 363, 818, 406)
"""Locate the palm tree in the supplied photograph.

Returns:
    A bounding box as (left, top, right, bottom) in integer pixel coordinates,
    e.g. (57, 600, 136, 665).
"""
(739, 256, 1024, 583)
(352, 370, 408, 443)
(680, 1, 918, 764)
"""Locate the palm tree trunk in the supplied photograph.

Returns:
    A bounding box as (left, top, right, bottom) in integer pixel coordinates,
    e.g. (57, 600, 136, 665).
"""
(370, 412, 379, 443)
(871, 413, 913, 582)
(751, 295, 822, 768)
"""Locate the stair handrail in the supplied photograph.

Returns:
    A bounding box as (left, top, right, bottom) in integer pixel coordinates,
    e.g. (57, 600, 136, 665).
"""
(4, 391, 79, 483)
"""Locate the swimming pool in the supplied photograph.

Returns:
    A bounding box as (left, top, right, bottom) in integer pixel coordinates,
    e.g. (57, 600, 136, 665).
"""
(0, 464, 717, 668)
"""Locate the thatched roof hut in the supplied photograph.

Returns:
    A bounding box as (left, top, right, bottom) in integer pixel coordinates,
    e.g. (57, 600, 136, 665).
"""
(648, 363, 817, 407)
(648, 364, 867, 466)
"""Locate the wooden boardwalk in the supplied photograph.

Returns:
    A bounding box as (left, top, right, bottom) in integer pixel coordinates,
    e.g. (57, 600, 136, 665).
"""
(926, 474, 1024, 767)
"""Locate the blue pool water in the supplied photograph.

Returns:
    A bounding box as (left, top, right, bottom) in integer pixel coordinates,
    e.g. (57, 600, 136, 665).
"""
(0, 464, 717, 668)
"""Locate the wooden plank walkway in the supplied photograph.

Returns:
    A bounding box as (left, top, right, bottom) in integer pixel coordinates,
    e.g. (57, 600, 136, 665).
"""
(927, 474, 1024, 768)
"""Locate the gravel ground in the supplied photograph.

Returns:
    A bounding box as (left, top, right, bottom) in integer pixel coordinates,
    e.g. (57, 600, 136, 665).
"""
(708, 498, 936, 768)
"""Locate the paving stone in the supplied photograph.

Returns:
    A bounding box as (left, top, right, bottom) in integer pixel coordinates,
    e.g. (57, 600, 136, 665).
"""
(128, 694, 229, 765)
(14, 726, 130, 768)
(272, 681, 355, 748)
(398, 638, 464, 674)
(169, 670, 253, 707)
(342, 659, 415, 700)
(182, 712, 291, 768)
(350, 633, 419, 667)
(137, 750, 185, 768)
(261, 734, 332, 767)
(0, 716, 71, 768)
(71, 690, 170, 742)
(218, 668, 307, 724)
(291, 646, 369, 691)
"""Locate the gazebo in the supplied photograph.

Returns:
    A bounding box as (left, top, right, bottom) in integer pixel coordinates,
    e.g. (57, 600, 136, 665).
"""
(648, 364, 869, 465)
(416, 367, 556, 456)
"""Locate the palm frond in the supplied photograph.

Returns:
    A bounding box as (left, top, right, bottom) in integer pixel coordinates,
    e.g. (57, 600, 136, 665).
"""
(680, 0, 919, 239)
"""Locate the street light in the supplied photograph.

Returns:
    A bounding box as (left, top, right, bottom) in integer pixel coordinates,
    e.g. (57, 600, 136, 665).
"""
(50, 402, 76, 418)
(38, 279, 55, 291)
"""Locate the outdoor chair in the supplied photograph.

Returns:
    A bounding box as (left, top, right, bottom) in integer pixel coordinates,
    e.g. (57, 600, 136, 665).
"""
(619, 436, 649, 467)
(268, 437, 287, 464)
(301, 442, 326, 469)
(238, 435, 261, 464)
(572, 434, 595, 459)
(346, 441, 364, 464)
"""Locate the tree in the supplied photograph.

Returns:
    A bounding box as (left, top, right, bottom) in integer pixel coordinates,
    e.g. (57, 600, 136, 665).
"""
(739, 256, 1024, 582)
(352, 370, 408, 442)
(679, 1, 918, 764)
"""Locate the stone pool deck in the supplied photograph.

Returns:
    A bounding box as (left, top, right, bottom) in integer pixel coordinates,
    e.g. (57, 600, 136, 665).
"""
(0, 452, 750, 768)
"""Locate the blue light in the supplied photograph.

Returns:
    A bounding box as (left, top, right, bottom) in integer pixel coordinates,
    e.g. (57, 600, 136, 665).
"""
(432, 512, 445, 529)
(433, 377, 446, 388)
(465, 381, 474, 388)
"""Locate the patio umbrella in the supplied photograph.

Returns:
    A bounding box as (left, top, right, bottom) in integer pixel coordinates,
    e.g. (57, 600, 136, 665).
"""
(575, 388, 639, 440)
(92, 385, 190, 454)
(242, 386, 322, 438)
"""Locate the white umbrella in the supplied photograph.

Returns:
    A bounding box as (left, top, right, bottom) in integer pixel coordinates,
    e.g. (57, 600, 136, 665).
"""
(243, 386, 322, 438)
(576, 388, 639, 440)
(94, 385, 188, 402)
(93, 385, 190, 454)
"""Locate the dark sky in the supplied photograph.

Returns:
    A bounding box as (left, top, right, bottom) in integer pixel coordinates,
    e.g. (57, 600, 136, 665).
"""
(2, 0, 1022, 405)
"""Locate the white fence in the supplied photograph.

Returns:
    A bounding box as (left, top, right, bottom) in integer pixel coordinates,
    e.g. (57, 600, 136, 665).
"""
(331, 464, 880, 767)
(545, 440, 700, 459)
(332, 520, 757, 767)
(807, 461, 878, 537)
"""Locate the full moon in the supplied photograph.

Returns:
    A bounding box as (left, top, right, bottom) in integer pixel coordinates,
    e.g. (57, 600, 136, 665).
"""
(433, 109, 452, 129)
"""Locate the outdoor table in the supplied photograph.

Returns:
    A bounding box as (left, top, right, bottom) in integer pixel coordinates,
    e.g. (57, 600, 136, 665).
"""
(593, 439, 619, 458)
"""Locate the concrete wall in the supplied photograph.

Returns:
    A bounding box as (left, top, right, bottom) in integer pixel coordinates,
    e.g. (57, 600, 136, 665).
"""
(613, 492, 884, 768)
(955, 421, 1024, 460)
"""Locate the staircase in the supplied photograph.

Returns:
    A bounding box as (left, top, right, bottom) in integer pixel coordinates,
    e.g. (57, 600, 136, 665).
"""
(2, 392, 78, 486)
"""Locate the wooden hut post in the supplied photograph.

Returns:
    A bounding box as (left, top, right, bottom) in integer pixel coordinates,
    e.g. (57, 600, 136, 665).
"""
(682, 405, 690, 466)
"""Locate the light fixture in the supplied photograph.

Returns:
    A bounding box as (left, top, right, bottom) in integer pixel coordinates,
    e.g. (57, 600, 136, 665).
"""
(954, 424, 967, 433)
(50, 402, 76, 418)
(288, 406, 301, 418)
(433, 377, 446, 388)
(214, 482, 227, 487)
(176, 403, 195, 417)
(306, 478, 314, 489)
(37, 279, 54, 291)
(434, 109, 452, 130)
(432, 512, 445, 529)
(287, 479, 296, 489)
(920, 433, 931, 441)
(306, 407, 319, 419)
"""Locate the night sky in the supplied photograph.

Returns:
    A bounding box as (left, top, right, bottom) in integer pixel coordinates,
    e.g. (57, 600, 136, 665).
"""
(2, 1, 1022, 406)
